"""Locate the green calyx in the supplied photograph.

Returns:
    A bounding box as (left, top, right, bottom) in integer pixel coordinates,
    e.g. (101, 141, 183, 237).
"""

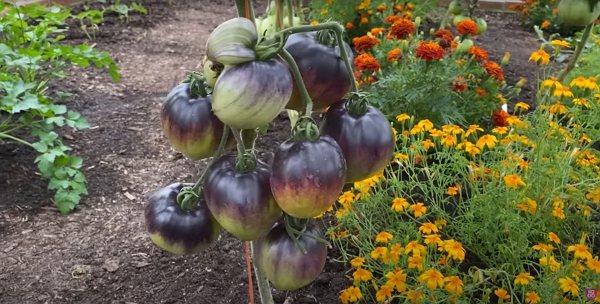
(176, 186, 199, 211)
(236, 150, 257, 172)
(315, 29, 336, 47)
(283, 213, 330, 254)
(184, 72, 209, 98)
(347, 91, 369, 116)
(254, 31, 289, 61)
(291, 116, 320, 142)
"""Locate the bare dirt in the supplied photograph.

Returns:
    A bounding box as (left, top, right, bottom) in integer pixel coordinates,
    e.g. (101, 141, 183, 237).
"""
(0, 1, 542, 303)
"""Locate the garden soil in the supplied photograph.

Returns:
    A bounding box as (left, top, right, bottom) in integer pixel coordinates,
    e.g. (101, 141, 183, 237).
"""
(0, 1, 542, 303)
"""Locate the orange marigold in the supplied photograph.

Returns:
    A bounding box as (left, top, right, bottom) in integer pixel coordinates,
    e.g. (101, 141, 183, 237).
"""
(384, 15, 402, 24)
(457, 19, 478, 35)
(451, 76, 468, 92)
(389, 19, 416, 39)
(376, 4, 386, 12)
(370, 27, 386, 36)
(415, 41, 445, 61)
(346, 21, 354, 30)
(541, 20, 550, 29)
(352, 35, 381, 52)
(481, 60, 505, 83)
(475, 87, 488, 97)
(387, 48, 403, 61)
(434, 29, 454, 41)
(469, 46, 489, 60)
(393, 4, 403, 13)
(355, 53, 381, 71)
(492, 110, 510, 127)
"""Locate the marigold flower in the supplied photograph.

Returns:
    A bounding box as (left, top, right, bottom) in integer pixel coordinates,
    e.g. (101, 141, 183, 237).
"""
(354, 53, 380, 71)
(423, 234, 444, 247)
(415, 41, 445, 61)
(418, 222, 438, 234)
(409, 202, 427, 218)
(389, 19, 415, 39)
(541, 77, 563, 90)
(587, 257, 600, 273)
(558, 277, 579, 296)
(504, 174, 526, 189)
(352, 35, 380, 52)
(370, 27, 385, 35)
(444, 239, 466, 261)
(451, 76, 468, 92)
(376, 231, 394, 243)
(370, 246, 388, 260)
(345, 21, 354, 30)
(310, 20, 319, 25)
(476, 134, 497, 149)
(387, 48, 403, 61)
(385, 269, 407, 292)
(433, 29, 453, 41)
(475, 87, 487, 97)
(391, 197, 410, 212)
(514, 272, 534, 285)
(447, 186, 459, 195)
(529, 49, 550, 65)
(444, 276, 464, 294)
(404, 290, 424, 303)
(418, 269, 445, 290)
(481, 60, 505, 83)
(567, 244, 593, 260)
(541, 20, 550, 28)
(396, 113, 411, 122)
(375, 285, 392, 302)
(515, 102, 529, 110)
(553, 86, 573, 98)
(525, 292, 541, 303)
(492, 109, 509, 127)
(376, 4, 386, 12)
(352, 267, 373, 281)
(548, 232, 560, 244)
(551, 39, 570, 48)
(350, 257, 365, 268)
(570, 76, 587, 88)
(495, 288, 510, 299)
(341, 286, 362, 302)
(539, 256, 561, 271)
(384, 15, 402, 23)
(457, 19, 478, 35)
(469, 46, 489, 60)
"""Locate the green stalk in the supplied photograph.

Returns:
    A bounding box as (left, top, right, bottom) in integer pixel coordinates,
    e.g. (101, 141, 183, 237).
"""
(0, 133, 34, 148)
(250, 241, 274, 304)
(285, 0, 294, 27)
(179, 124, 230, 210)
(438, 7, 451, 30)
(280, 49, 313, 116)
(558, 23, 594, 83)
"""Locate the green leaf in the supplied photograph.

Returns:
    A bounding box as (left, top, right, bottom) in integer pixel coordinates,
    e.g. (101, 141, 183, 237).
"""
(131, 2, 147, 14)
(55, 189, 81, 215)
(70, 156, 83, 169)
(32, 141, 49, 153)
(49, 178, 70, 189)
(46, 116, 65, 126)
(50, 104, 68, 115)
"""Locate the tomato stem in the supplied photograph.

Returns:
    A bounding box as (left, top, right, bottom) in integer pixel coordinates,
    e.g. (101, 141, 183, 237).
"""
(331, 25, 359, 95)
(230, 126, 257, 172)
(249, 240, 275, 304)
(275, 0, 284, 31)
(280, 48, 313, 116)
(177, 124, 231, 210)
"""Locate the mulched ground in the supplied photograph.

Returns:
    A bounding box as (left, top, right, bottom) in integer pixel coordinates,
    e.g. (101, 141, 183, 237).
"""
(0, 1, 543, 303)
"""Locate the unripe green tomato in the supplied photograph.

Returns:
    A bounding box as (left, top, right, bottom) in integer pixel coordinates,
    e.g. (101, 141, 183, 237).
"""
(557, 0, 600, 27)
(476, 18, 487, 34)
(448, 0, 463, 15)
(453, 15, 471, 27)
(456, 38, 474, 54)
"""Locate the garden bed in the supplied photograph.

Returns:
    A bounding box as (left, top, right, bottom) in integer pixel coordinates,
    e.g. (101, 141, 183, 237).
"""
(0, 1, 544, 303)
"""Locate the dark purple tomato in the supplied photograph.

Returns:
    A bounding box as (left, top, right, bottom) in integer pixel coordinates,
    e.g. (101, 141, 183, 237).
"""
(282, 31, 354, 111)
(161, 83, 235, 160)
(270, 136, 346, 218)
(320, 100, 395, 183)
(255, 221, 327, 291)
(202, 155, 282, 241)
(144, 183, 222, 255)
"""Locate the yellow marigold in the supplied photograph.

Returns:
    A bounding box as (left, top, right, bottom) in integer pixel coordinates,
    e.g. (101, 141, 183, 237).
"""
(350, 257, 365, 268)
(345, 21, 354, 30)
(558, 277, 579, 296)
(376, 231, 394, 243)
(352, 267, 373, 281)
(495, 288, 510, 300)
(548, 232, 560, 244)
(529, 49, 550, 65)
(587, 257, 600, 273)
(444, 239, 466, 261)
(409, 202, 427, 218)
(515, 102, 529, 110)
(419, 222, 439, 234)
(444, 276, 464, 294)
(567, 244, 593, 260)
(407, 255, 424, 271)
(476, 134, 497, 149)
(504, 174, 526, 189)
(525, 292, 541, 303)
(541, 77, 563, 90)
(391, 197, 409, 212)
(375, 285, 392, 302)
(385, 269, 407, 292)
(418, 269, 445, 290)
(551, 39, 570, 48)
(404, 290, 424, 303)
(554, 86, 574, 98)
(514, 272, 534, 285)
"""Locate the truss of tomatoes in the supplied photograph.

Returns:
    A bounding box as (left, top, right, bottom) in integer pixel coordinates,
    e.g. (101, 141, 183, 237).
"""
(144, 17, 395, 291)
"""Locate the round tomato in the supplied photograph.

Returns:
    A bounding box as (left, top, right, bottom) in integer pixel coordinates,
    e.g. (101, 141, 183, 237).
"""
(320, 100, 395, 183)
(202, 155, 282, 241)
(144, 183, 222, 255)
(270, 135, 347, 218)
(282, 31, 354, 111)
(255, 221, 327, 291)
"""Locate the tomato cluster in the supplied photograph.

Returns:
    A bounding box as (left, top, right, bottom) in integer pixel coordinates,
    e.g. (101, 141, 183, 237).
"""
(144, 4, 395, 293)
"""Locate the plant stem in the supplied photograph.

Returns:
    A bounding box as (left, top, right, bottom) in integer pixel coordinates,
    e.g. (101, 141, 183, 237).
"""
(275, 0, 284, 30)
(332, 26, 358, 94)
(234, 0, 255, 24)
(438, 7, 451, 30)
(250, 241, 274, 304)
(230, 126, 246, 156)
(280, 48, 313, 115)
(285, 0, 294, 27)
(558, 22, 593, 83)
(242, 128, 259, 150)
(0, 133, 34, 148)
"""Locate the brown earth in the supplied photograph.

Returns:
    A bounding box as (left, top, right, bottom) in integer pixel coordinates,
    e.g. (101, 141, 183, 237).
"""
(0, 1, 543, 304)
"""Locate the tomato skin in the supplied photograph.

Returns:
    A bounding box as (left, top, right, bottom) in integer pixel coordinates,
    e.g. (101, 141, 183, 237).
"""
(202, 155, 282, 241)
(557, 0, 600, 27)
(448, 0, 463, 15)
(282, 32, 354, 111)
(270, 136, 347, 218)
(320, 100, 395, 183)
(161, 83, 234, 160)
(255, 222, 327, 291)
(212, 57, 293, 130)
(144, 183, 222, 255)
